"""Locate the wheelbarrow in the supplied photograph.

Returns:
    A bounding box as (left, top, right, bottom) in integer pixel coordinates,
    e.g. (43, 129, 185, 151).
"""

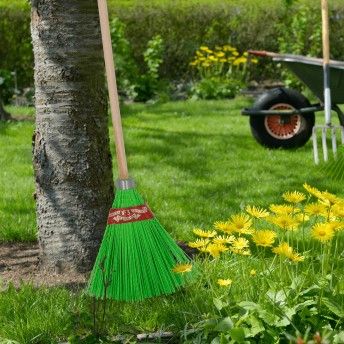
(242, 51, 344, 150)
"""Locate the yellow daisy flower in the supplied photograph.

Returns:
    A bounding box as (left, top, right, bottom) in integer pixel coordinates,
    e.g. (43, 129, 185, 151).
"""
(272, 242, 294, 259)
(290, 253, 305, 263)
(233, 56, 247, 65)
(227, 214, 252, 234)
(217, 279, 232, 287)
(328, 221, 344, 231)
(311, 223, 335, 242)
(269, 214, 299, 231)
(304, 202, 328, 216)
(212, 235, 235, 245)
(203, 243, 229, 258)
(172, 263, 192, 274)
(193, 228, 217, 238)
(188, 238, 209, 248)
(250, 269, 256, 276)
(319, 191, 341, 206)
(245, 205, 270, 218)
(282, 191, 306, 204)
(232, 237, 250, 250)
(252, 230, 277, 247)
(303, 183, 323, 199)
(231, 248, 251, 256)
(213, 221, 233, 233)
(269, 204, 295, 215)
(200, 46, 209, 51)
(332, 202, 344, 217)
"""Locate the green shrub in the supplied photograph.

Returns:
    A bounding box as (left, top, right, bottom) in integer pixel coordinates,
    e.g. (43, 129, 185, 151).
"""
(1, 0, 344, 101)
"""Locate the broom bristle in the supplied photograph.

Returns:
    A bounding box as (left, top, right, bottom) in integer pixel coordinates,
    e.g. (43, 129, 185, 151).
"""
(87, 188, 190, 301)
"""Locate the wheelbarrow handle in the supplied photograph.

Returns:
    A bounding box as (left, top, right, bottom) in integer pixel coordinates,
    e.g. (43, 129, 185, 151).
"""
(247, 50, 279, 58)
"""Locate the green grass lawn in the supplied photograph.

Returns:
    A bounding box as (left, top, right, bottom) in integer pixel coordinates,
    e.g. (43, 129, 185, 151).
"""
(1, 99, 343, 343)
(1, 98, 341, 242)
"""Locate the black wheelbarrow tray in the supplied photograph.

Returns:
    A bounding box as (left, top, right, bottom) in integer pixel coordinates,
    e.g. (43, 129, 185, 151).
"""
(242, 50, 344, 149)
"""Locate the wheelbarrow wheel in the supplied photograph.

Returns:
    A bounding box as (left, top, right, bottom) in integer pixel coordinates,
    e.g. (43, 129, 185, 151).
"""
(249, 87, 315, 149)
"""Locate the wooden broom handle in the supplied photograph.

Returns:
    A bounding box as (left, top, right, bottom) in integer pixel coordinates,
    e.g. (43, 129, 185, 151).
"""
(321, 0, 330, 64)
(98, 0, 129, 180)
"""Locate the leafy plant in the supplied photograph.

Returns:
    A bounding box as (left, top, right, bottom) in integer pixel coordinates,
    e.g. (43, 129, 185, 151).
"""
(180, 184, 344, 342)
(189, 45, 258, 100)
(277, 3, 322, 89)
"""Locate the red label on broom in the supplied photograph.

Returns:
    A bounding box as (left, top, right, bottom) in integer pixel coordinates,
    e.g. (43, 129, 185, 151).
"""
(107, 204, 154, 225)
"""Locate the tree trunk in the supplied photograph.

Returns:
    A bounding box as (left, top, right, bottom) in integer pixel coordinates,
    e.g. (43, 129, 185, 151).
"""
(0, 98, 11, 121)
(31, 0, 113, 273)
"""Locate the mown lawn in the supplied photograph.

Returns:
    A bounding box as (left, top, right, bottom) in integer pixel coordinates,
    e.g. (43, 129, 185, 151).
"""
(1, 98, 341, 242)
(1, 99, 343, 343)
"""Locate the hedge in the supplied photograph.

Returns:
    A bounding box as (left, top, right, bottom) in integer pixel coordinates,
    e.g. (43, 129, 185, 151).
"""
(1, 0, 343, 91)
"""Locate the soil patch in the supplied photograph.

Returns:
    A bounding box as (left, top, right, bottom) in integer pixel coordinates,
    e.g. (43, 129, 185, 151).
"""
(0, 242, 87, 289)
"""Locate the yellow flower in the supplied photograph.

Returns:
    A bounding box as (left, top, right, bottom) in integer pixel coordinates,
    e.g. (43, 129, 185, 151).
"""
(212, 235, 235, 245)
(252, 230, 277, 247)
(311, 223, 335, 242)
(232, 50, 239, 57)
(294, 213, 310, 223)
(233, 56, 247, 65)
(223, 45, 235, 51)
(304, 202, 328, 216)
(202, 62, 210, 68)
(216, 52, 225, 57)
(290, 253, 305, 263)
(188, 238, 209, 248)
(227, 214, 252, 234)
(245, 205, 270, 218)
(193, 228, 217, 238)
(303, 183, 323, 199)
(319, 191, 341, 206)
(232, 237, 250, 250)
(250, 269, 256, 276)
(196, 51, 204, 57)
(172, 263, 192, 274)
(217, 279, 232, 287)
(203, 243, 229, 258)
(219, 58, 227, 63)
(231, 248, 251, 256)
(282, 191, 306, 204)
(269, 204, 295, 215)
(250, 58, 258, 64)
(272, 242, 294, 259)
(328, 221, 344, 231)
(332, 202, 344, 217)
(213, 221, 233, 233)
(200, 46, 209, 51)
(269, 214, 299, 231)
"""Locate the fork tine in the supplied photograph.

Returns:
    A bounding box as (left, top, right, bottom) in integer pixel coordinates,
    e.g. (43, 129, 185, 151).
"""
(331, 127, 337, 157)
(312, 126, 319, 165)
(322, 127, 328, 162)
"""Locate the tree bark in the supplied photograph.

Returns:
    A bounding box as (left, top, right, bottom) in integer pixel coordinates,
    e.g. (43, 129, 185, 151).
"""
(0, 98, 11, 121)
(31, 0, 113, 272)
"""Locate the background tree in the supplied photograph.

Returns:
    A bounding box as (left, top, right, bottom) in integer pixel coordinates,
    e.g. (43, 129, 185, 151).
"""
(30, 0, 113, 272)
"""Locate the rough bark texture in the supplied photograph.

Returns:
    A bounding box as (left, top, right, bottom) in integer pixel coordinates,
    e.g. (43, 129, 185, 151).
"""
(31, 0, 113, 272)
(0, 98, 11, 120)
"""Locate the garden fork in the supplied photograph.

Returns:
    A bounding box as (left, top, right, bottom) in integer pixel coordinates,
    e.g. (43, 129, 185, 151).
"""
(312, 0, 344, 164)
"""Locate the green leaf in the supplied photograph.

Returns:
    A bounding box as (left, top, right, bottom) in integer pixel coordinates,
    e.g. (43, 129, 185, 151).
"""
(322, 298, 344, 318)
(214, 317, 233, 332)
(245, 315, 265, 337)
(230, 328, 246, 342)
(334, 331, 344, 344)
(237, 301, 258, 311)
(213, 298, 224, 311)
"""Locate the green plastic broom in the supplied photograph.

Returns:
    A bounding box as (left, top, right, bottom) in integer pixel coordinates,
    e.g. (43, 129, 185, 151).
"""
(87, 0, 191, 301)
